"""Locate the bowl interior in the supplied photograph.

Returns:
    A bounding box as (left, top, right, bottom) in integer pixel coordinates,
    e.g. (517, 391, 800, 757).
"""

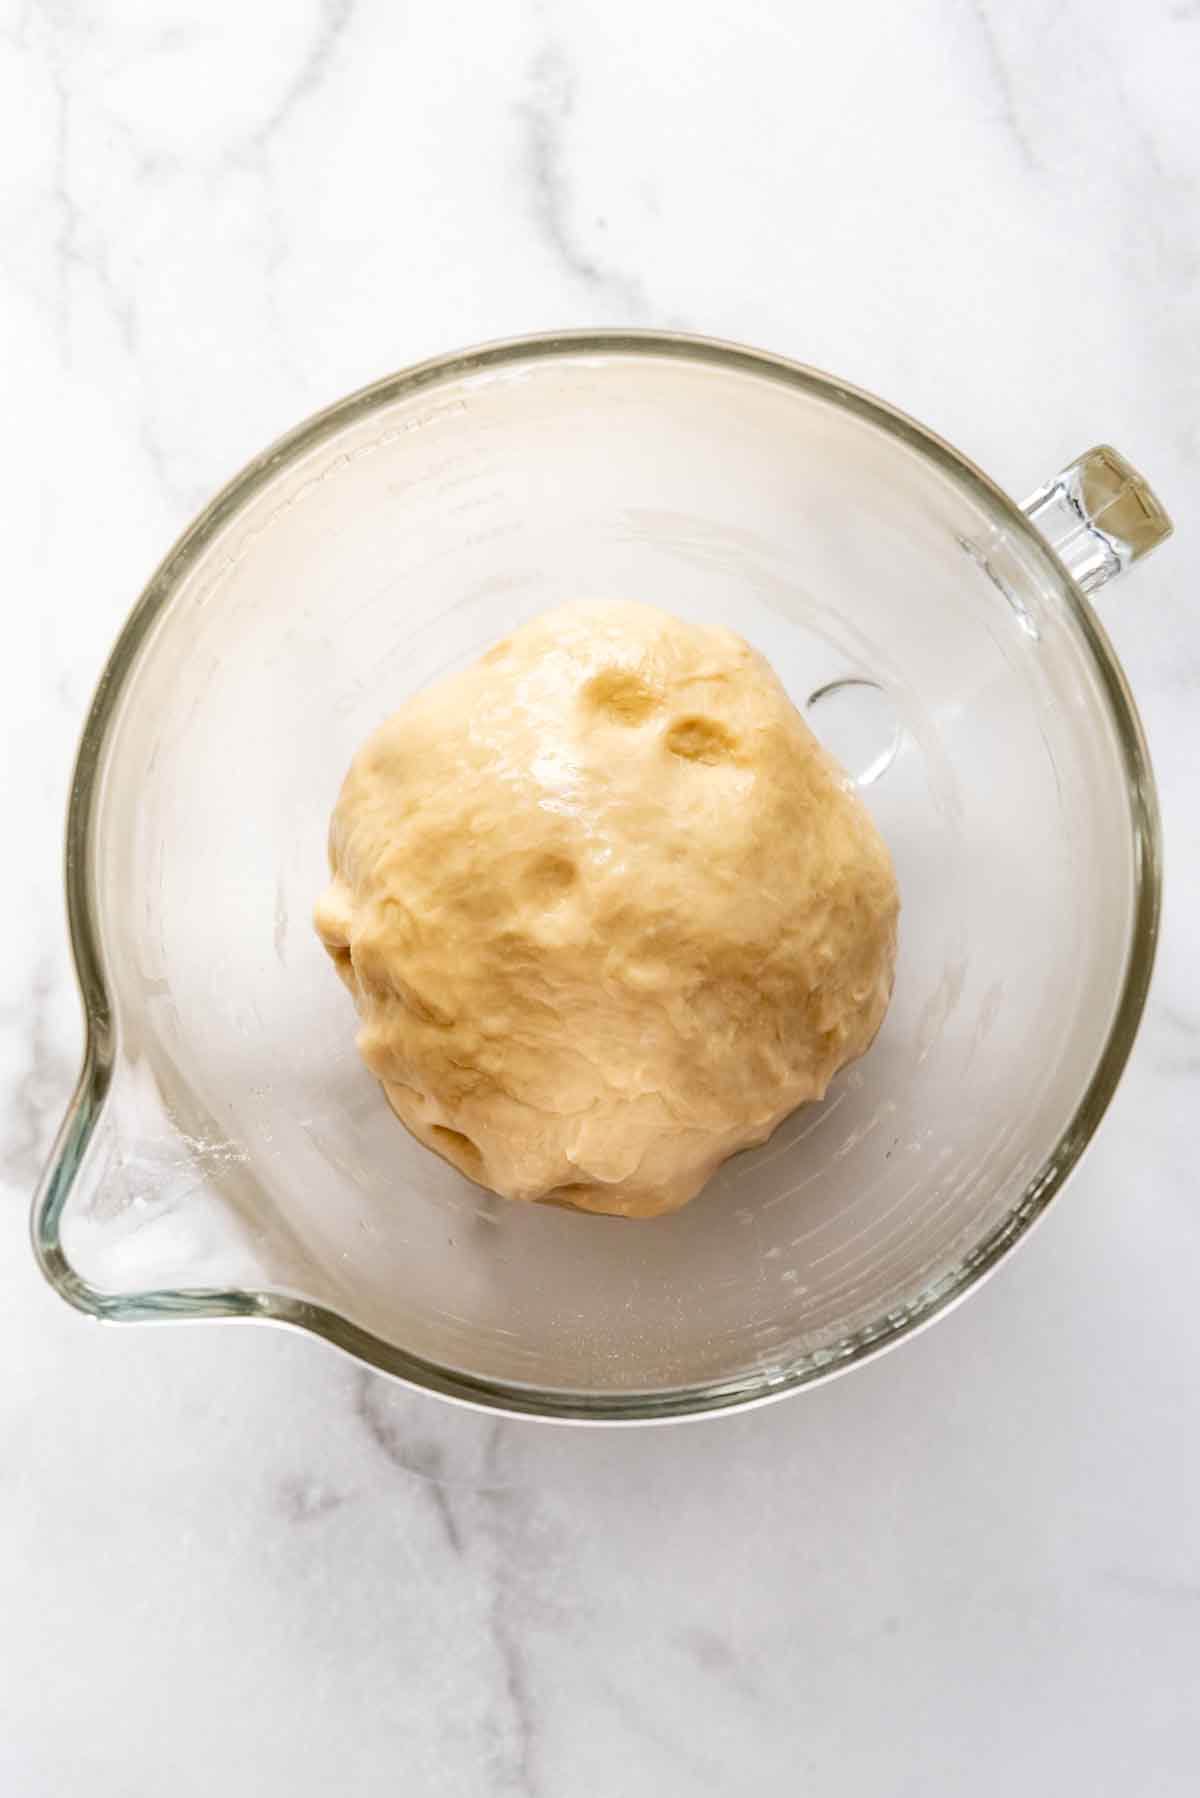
(53, 341, 1149, 1414)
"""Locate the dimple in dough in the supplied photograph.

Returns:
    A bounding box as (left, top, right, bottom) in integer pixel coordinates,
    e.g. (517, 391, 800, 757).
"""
(315, 601, 899, 1218)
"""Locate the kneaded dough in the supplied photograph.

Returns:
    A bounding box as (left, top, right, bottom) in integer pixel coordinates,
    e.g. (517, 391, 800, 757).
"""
(315, 601, 899, 1218)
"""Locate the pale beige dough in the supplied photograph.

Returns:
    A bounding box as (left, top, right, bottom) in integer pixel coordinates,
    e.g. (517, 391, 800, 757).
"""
(315, 600, 899, 1218)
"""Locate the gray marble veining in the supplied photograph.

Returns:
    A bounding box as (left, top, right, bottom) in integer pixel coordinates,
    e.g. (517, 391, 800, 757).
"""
(2, 2, 1198, 1793)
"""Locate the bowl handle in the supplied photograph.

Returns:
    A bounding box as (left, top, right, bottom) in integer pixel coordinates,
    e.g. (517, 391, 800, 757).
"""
(1021, 446, 1173, 595)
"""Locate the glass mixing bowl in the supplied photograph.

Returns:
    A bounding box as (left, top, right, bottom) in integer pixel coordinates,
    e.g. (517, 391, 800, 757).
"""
(34, 332, 1172, 1421)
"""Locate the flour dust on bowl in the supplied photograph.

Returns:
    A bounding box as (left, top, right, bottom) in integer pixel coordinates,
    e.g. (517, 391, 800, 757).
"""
(34, 334, 1170, 1421)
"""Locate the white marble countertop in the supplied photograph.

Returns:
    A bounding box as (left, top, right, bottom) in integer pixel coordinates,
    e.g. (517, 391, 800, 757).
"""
(3, 2, 1198, 1792)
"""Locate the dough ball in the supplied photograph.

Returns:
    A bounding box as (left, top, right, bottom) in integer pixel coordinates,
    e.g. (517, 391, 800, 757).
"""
(315, 601, 898, 1218)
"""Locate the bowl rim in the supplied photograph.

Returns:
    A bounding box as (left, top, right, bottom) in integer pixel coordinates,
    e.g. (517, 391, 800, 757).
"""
(32, 327, 1162, 1423)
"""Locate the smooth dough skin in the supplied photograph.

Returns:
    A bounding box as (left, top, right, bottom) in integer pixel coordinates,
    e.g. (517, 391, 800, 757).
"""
(315, 601, 899, 1218)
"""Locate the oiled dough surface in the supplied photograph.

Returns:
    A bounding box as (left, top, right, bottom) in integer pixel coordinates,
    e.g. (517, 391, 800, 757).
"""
(315, 601, 898, 1217)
